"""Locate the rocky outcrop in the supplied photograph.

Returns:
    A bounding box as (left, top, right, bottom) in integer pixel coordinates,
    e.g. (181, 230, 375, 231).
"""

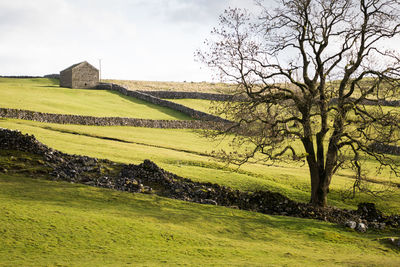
(1, 127, 399, 230)
(0, 108, 228, 130)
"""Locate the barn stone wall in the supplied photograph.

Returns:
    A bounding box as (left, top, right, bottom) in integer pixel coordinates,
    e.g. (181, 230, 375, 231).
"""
(71, 64, 99, 89)
(60, 68, 72, 88)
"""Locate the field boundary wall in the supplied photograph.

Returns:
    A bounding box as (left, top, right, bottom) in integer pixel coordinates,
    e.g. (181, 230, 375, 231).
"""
(96, 83, 231, 122)
(0, 108, 226, 129)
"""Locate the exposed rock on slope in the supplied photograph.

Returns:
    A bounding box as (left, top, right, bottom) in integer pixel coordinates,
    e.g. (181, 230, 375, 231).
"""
(1, 127, 399, 230)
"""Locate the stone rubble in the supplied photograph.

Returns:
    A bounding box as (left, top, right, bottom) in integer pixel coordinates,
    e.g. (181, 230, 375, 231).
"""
(1, 127, 400, 232)
(386, 237, 400, 248)
(345, 220, 357, 229)
(356, 222, 368, 233)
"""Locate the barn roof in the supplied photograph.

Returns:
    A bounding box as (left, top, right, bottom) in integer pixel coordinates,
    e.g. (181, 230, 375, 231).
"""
(61, 61, 98, 72)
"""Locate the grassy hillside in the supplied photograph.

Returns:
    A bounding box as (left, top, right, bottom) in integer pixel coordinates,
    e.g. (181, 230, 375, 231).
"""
(2, 118, 399, 215)
(0, 78, 191, 120)
(167, 99, 215, 114)
(104, 79, 236, 93)
(1, 77, 400, 265)
(1, 160, 400, 266)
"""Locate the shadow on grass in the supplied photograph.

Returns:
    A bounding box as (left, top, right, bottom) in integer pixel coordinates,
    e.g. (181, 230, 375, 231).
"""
(42, 78, 60, 86)
(107, 90, 193, 120)
(3, 173, 400, 256)
(38, 85, 59, 88)
(0, 173, 351, 235)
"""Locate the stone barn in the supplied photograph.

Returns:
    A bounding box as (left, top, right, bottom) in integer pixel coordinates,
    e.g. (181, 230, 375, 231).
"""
(60, 61, 99, 89)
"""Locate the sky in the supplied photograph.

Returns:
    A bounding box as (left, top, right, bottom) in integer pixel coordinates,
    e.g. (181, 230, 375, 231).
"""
(0, 0, 256, 82)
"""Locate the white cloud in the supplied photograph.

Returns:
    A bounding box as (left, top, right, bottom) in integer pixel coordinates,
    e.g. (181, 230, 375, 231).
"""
(0, 0, 276, 81)
(0, 0, 141, 77)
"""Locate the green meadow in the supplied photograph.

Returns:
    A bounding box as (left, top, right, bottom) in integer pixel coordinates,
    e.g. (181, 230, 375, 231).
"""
(105, 79, 236, 93)
(1, 171, 400, 266)
(1, 78, 400, 265)
(1, 118, 400, 214)
(168, 98, 216, 114)
(0, 78, 190, 120)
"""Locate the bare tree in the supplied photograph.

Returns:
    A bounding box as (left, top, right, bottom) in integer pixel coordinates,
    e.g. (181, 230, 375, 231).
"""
(197, 0, 400, 207)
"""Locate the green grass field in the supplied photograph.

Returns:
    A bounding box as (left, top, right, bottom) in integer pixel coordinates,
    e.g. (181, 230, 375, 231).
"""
(1, 172, 400, 266)
(168, 99, 215, 114)
(0, 78, 191, 120)
(105, 79, 236, 93)
(1, 118, 399, 215)
(1, 78, 400, 266)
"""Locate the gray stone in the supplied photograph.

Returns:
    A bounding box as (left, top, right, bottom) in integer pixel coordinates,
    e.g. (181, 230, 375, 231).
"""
(369, 222, 386, 230)
(202, 199, 218, 205)
(356, 222, 368, 232)
(345, 220, 357, 229)
(386, 238, 400, 247)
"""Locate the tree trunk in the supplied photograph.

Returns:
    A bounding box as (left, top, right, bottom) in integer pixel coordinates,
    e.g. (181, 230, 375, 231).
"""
(309, 166, 330, 207)
(310, 181, 328, 207)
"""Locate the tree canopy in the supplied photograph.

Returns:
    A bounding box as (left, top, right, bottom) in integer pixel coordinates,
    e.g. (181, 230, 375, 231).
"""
(198, 0, 400, 207)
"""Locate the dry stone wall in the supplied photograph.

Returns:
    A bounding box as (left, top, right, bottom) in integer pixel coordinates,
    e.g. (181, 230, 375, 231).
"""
(3, 107, 399, 155)
(138, 90, 246, 101)
(330, 97, 400, 107)
(0, 75, 59, 79)
(0, 75, 43, 78)
(1, 127, 400, 230)
(43, 74, 60, 79)
(96, 83, 231, 122)
(369, 142, 400, 156)
(359, 99, 400, 107)
(125, 88, 400, 107)
(0, 108, 226, 130)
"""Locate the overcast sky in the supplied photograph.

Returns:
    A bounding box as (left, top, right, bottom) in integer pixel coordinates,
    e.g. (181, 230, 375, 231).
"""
(0, 0, 256, 82)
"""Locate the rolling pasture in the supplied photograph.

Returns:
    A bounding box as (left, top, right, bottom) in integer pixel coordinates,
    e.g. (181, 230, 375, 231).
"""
(2, 118, 400, 214)
(0, 78, 190, 120)
(167, 98, 216, 114)
(1, 170, 400, 266)
(1, 78, 400, 265)
(104, 79, 236, 93)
